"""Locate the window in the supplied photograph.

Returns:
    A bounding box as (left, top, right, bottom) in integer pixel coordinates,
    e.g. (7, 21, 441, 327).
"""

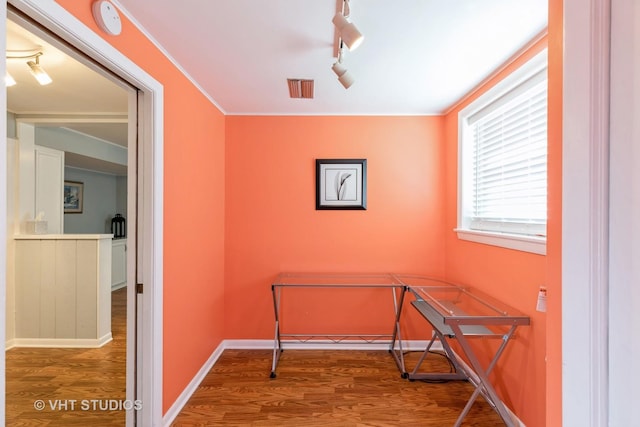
(457, 50, 548, 255)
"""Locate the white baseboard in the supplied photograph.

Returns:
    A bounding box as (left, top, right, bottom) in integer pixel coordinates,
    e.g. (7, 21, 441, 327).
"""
(111, 282, 126, 291)
(222, 339, 273, 349)
(162, 343, 225, 427)
(222, 338, 435, 352)
(8, 333, 112, 349)
(162, 339, 525, 427)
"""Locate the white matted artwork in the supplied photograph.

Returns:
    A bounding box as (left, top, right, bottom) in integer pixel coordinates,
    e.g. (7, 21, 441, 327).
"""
(315, 159, 367, 210)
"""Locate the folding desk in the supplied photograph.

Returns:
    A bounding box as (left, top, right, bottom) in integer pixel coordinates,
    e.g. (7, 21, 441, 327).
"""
(270, 272, 407, 378)
(395, 275, 530, 427)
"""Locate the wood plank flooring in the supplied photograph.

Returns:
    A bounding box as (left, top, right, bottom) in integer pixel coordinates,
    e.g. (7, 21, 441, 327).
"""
(6, 290, 505, 426)
(172, 349, 505, 426)
(5, 287, 127, 426)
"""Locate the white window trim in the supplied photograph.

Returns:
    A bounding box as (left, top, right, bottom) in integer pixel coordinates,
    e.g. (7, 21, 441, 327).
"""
(457, 49, 548, 255)
(455, 228, 546, 255)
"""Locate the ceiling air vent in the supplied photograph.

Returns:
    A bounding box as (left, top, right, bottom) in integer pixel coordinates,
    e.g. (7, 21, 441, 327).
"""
(287, 79, 314, 99)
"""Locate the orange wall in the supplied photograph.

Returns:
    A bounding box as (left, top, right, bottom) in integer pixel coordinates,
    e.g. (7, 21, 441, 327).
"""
(56, 1, 227, 413)
(224, 116, 446, 339)
(442, 38, 550, 427)
(55, 1, 562, 422)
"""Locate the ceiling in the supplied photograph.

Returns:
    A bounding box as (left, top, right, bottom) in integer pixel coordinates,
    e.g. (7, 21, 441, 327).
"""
(5, 1, 548, 172)
(6, 18, 129, 175)
(114, 0, 548, 115)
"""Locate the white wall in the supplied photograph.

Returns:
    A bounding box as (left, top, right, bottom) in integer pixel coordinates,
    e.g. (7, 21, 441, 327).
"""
(5, 138, 18, 345)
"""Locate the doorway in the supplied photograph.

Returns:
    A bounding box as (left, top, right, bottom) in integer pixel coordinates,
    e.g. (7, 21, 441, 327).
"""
(5, 14, 132, 425)
(1, 2, 164, 425)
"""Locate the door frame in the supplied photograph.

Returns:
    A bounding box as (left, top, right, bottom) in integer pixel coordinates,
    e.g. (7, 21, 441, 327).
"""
(1, 1, 164, 425)
(560, 0, 639, 424)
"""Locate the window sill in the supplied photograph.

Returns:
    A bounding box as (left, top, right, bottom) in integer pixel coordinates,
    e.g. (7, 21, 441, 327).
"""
(455, 228, 546, 255)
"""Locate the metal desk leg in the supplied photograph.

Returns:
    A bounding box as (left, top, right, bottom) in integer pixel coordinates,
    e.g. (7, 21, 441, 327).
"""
(410, 334, 437, 375)
(270, 285, 283, 378)
(389, 286, 407, 376)
(407, 330, 467, 381)
(449, 324, 518, 427)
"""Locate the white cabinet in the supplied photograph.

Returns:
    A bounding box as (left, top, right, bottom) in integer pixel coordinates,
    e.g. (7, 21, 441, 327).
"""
(14, 234, 112, 347)
(16, 123, 64, 234)
(111, 239, 127, 290)
(34, 145, 64, 233)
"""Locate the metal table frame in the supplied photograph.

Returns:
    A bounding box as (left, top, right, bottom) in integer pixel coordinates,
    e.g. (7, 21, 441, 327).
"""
(394, 275, 530, 427)
(270, 272, 407, 378)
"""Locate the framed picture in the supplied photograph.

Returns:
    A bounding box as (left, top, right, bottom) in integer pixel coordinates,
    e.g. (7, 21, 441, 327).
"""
(64, 181, 84, 213)
(316, 159, 367, 210)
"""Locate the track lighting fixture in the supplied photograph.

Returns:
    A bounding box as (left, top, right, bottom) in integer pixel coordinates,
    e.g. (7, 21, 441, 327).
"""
(5, 72, 16, 87)
(331, 50, 354, 89)
(333, 0, 364, 51)
(6, 50, 53, 86)
(27, 54, 52, 85)
(331, 0, 362, 89)
(332, 15, 363, 51)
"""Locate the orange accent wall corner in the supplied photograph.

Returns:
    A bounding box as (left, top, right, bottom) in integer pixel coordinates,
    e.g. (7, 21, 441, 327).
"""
(56, 0, 228, 413)
(442, 34, 555, 426)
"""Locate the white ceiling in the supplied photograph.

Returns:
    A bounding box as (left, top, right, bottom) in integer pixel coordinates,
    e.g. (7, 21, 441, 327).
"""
(6, 18, 129, 174)
(114, 0, 548, 115)
(5, 1, 547, 172)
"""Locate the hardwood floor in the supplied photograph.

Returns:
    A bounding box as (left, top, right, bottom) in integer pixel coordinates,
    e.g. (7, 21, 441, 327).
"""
(5, 287, 127, 426)
(172, 349, 505, 426)
(6, 290, 505, 426)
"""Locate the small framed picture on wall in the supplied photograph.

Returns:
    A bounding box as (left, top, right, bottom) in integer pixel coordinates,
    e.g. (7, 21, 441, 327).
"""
(64, 181, 84, 214)
(316, 159, 367, 210)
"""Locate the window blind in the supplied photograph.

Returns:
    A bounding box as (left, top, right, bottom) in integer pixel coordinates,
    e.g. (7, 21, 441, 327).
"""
(469, 74, 547, 237)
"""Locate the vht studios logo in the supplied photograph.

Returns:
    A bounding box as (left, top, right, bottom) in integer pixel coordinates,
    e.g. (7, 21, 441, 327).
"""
(34, 399, 143, 411)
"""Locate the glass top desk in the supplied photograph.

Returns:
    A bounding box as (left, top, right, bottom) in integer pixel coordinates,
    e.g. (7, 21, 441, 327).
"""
(395, 275, 530, 427)
(270, 272, 408, 378)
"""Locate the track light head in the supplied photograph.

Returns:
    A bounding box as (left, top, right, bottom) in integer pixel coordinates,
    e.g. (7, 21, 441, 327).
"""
(338, 70, 355, 89)
(5, 72, 16, 87)
(331, 61, 347, 77)
(331, 56, 354, 89)
(27, 55, 52, 86)
(332, 13, 364, 51)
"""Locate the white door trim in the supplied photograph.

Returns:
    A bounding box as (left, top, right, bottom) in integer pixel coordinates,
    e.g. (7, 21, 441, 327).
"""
(609, 0, 640, 425)
(0, 5, 8, 421)
(1, 1, 164, 425)
(562, 0, 610, 425)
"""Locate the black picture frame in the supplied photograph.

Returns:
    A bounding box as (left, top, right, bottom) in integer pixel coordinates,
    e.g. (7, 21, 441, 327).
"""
(64, 181, 84, 214)
(315, 159, 367, 210)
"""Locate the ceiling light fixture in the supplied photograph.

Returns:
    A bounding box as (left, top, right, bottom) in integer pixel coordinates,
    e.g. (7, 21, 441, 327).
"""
(27, 54, 53, 85)
(6, 50, 53, 86)
(331, 48, 354, 89)
(332, 0, 364, 51)
(331, 0, 362, 89)
(5, 72, 16, 87)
